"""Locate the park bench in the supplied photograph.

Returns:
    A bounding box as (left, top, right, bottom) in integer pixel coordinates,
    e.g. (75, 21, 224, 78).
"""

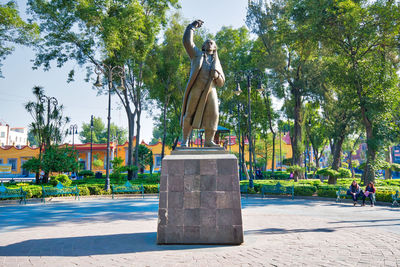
(261, 182, 294, 200)
(392, 190, 399, 207)
(240, 184, 248, 198)
(0, 182, 27, 204)
(41, 182, 80, 203)
(336, 186, 376, 205)
(111, 181, 144, 199)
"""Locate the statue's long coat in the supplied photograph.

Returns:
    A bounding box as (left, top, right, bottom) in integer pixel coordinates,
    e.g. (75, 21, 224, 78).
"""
(180, 25, 225, 130)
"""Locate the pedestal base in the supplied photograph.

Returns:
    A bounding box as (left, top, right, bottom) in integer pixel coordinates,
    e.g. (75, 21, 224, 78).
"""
(157, 153, 243, 245)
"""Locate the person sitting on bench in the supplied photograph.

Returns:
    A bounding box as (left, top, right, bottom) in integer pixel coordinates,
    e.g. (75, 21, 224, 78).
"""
(362, 181, 376, 207)
(347, 180, 362, 206)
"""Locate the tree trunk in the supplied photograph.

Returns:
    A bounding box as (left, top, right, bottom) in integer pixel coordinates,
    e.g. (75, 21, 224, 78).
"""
(161, 91, 169, 160)
(271, 133, 275, 173)
(328, 175, 337, 184)
(127, 112, 135, 180)
(134, 110, 141, 179)
(384, 146, 392, 180)
(291, 87, 303, 168)
(331, 134, 345, 171)
(348, 151, 355, 178)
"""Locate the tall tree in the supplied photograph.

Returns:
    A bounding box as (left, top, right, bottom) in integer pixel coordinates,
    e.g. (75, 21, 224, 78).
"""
(24, 86, 70, 183)
(247, 0, 322, 172)
(28, 0, 179, 180)
(79, 116, 126, 145)
(0, 1, 38, 77)
(293, 0, 400, 184)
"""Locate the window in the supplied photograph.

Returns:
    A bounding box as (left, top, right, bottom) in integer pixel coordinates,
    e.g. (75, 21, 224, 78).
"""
(155, 155, 162, 168)
(8, 158, 17, 171)
(0, 132, 4, 137)
(0, 159, 3, 164)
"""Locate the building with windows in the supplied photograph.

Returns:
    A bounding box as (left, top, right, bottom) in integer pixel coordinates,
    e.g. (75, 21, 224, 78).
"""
(0, 123, 28, 147)
(0, 135, 293, 176)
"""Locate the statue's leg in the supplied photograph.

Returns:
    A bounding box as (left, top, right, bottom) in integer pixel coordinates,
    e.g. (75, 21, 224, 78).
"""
(181, 119, 192, 147)
(204, 129, 219, 147)
(181, 87, 202, 147)
(202, 88, 219, 147)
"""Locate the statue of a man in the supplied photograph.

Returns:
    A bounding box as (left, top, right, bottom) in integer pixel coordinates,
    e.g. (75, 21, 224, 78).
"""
(180, 20, 225, 147)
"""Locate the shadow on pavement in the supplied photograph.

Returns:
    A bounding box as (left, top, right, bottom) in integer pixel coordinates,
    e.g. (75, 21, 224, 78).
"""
(245, 227, 335, 235)
(0, 199, 159, 231)
(0, 232, 227, 256)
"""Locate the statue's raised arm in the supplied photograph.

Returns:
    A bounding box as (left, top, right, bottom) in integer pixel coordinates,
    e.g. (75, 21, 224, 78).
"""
(183, 20, 204, 59)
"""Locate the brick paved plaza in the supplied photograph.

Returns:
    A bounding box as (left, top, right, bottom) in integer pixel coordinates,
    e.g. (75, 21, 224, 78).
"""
(0, 196, 399, 266)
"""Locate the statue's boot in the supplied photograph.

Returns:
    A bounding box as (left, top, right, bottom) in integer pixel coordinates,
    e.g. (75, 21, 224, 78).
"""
(204, 129, 219, 147)
(181, 120, 192, 147)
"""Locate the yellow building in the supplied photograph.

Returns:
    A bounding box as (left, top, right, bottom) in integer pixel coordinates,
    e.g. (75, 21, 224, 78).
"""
(0, 135, 292, 175)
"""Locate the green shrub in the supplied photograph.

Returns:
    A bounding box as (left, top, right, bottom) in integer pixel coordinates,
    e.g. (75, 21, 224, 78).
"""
(78, 170, 94, 178)
(78, 186, 90, 196)
(50, 174, 72, 186)
(317, 168, 340, 178)
(287, 165, 305, 179)
(87, 185, 103, 195)
(316, 185, 341, 198)
(144, 185, 159, 193)
(376, 190, 396, 202)
(338, 168, 351, 178)
(294, 185, 316, 196)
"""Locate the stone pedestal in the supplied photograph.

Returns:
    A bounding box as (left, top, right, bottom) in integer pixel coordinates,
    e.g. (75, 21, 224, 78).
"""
(157, 151, 243, 245)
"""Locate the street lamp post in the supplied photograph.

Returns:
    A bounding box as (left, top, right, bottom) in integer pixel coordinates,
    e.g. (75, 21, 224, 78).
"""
(90, 115, 93, 171)
(39, 95, 58, 145)
(94, 63, 125, 191)
(69, 124, 78, 148)
(234, 69, 264, 188)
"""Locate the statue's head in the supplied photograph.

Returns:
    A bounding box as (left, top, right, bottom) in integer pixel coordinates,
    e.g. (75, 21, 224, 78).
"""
(202, 39, 217, 54)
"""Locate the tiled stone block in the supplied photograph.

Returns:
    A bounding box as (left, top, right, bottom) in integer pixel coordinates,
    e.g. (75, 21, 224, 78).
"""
(168, 175, 184, 192)
(184, 160, 200, 175)
(168, 192, 183, 209)
(200, 175, 216, 191)
(216, 192, 233, 209)
(184, 209, 200, 226)
(200, 159, 217, 175)
(168, 208, 183, 226)
(158, 153, 243, 245)
(200, 191, 217, 209)
(216, 175, 234, 191)
(200, 208, 216, 227)
(184, 175, 200, 192)
(183, 226, 200, 243)
(217, 159, 236, 175)
(160, 175, 167, 192)
(183, 192, 200, 209)
(165, 225, 183, 243)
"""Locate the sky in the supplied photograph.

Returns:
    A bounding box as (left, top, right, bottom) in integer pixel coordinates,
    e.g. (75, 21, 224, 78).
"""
(0, 0, 249, 144)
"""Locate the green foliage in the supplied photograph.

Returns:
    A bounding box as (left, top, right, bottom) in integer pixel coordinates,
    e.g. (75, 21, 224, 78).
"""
(391, 163, 400, 172)
(294, 185, 316, 197)
(50, 174, 72, 186)
(338, 168, 351, 178)
(317, 168, 340, 178)
(93, 159, 104, 168)
(78, 170, 94, 178)
(0, 1, 39, 77)
(79, 116, 127, 144)
(77, 186, 90, 196)
(42, 146, 79, 173)
(134, 145, 153, 173)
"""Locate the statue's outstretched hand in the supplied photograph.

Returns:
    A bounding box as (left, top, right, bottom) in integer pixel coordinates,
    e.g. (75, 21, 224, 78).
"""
(191, 20, 204, 29)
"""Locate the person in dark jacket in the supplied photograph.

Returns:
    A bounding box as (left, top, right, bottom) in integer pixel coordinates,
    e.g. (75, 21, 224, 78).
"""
(347, 180, 362, 206)
(362, 181, 376, 207)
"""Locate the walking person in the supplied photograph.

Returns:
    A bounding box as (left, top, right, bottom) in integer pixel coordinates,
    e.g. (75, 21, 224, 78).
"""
(362, 181, 376, 207)
(347, 180, 362, 206)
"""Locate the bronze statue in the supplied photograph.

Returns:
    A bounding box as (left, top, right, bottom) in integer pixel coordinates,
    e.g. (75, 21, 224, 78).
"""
(180, 20, 225, 147)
